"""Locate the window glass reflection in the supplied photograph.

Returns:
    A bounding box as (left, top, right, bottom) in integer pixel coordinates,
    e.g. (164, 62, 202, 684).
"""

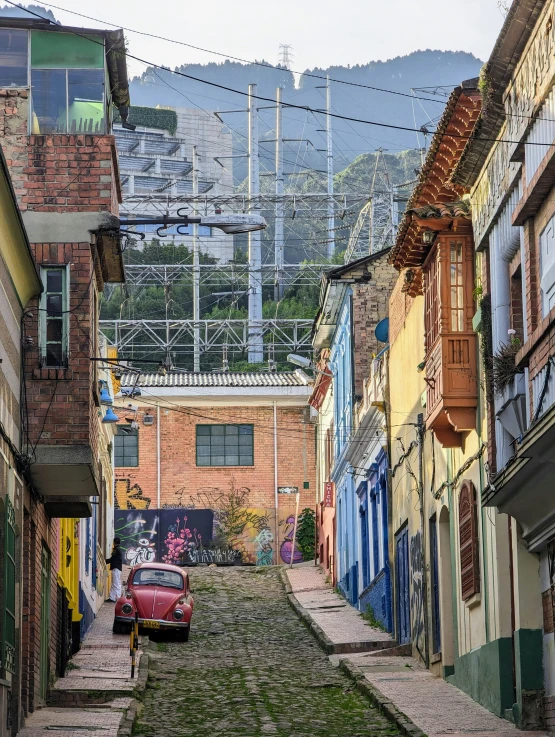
(68, 69, 104, 134)
(0, 30, 28, 87)
(31, 69, 66, 134)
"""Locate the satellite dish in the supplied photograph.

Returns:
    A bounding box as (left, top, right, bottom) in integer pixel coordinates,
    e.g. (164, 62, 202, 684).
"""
(375, 318, 389, 344)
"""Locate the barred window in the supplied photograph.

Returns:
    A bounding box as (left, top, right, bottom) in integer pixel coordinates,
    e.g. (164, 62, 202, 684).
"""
(196, 424, 253, 467)
(114, 427, 138, 468)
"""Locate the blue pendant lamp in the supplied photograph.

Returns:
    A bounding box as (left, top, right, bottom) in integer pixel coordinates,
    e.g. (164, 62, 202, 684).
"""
(99, 380, 113, 405)
(102, 406, 119, 423)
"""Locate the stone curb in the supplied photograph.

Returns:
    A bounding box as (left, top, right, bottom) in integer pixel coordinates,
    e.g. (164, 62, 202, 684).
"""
(339, 659, 427, 737)
(281, 571, 397, 655)
(119, 644, 150, 736)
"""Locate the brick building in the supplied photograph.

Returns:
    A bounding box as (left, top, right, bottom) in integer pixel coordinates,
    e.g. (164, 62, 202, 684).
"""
(0, 18, 128, 731)
(113, 371, 316, 567)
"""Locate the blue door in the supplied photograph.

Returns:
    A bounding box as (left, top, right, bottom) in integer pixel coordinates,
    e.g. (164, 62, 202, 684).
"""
(396, 527, 411, 645)
(371, 487, 379, 577)
(430, 515, 441, 654)
(359, 487, 370, 589)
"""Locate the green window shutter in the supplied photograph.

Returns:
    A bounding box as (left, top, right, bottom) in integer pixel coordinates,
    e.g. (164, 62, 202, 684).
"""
(31, 31, 104, 69)
(3, 497, 16, 674)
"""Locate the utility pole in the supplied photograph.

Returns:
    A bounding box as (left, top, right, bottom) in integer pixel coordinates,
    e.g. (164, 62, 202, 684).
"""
(326, 75, 335, 259)
(192, 145, 200, 372)
(248, 83, 263, 363)
(275, 86, 284, 301)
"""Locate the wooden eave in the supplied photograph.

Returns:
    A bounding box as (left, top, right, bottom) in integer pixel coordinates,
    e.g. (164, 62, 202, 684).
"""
(389, 83, 481, 272)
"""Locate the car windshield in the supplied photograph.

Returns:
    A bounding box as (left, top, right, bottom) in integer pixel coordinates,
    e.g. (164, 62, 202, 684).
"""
(133, 568, 183, 590)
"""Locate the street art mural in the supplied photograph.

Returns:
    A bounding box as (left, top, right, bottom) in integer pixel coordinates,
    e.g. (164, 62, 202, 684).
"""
(115, 479, 151, 510)
(114, 477, 304, 566)
(114, 509, 214, 564)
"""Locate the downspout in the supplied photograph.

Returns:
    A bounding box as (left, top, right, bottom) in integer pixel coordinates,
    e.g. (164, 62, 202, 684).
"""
(156, 404, 161, 509)
(274, 401, 279, 565)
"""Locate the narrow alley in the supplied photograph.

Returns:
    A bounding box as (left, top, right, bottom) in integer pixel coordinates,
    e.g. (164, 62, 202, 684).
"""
(133, 567, 400, 737)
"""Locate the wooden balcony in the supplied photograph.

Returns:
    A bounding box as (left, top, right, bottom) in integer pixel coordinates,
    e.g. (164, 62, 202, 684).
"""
(425, 332, 478, 447)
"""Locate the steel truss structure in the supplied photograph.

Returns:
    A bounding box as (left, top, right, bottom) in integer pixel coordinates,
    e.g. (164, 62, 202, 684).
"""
(344, 151, 414, 263)
(122, 192, 371, 218)
(119, 262, 330, 287)
(99, 319, 314, 358)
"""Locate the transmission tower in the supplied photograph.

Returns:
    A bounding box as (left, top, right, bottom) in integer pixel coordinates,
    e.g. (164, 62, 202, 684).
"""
(278, 44, 294, 70)
(344, 149, 413, 263)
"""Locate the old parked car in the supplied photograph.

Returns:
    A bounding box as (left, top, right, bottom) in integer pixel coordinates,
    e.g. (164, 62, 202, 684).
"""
(113, 562, 194, 641)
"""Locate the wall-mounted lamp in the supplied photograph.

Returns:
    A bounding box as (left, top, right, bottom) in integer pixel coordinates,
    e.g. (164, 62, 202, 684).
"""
(416, 361, 426, 373)
(404, 268, 415, 284)
(422, 230, 436, 245)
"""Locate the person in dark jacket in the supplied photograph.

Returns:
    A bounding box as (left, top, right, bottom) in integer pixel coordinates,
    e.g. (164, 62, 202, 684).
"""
(106, 537, 123, 602)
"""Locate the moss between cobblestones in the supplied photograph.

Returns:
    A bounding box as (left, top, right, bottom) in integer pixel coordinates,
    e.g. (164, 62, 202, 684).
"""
(132, 568, 402, 737)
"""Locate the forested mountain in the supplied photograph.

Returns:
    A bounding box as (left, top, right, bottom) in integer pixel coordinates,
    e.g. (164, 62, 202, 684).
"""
(130, 51, 482, 183)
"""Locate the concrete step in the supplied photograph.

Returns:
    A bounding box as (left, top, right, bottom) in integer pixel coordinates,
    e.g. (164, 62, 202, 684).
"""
(365, 642, 411, 657)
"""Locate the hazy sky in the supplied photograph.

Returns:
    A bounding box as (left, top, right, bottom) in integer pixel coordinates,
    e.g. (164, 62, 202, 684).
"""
(30, 0, 505, 82)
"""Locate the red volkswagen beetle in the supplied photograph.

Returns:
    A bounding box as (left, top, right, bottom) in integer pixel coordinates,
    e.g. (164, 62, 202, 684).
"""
(113, 562, 194, 641)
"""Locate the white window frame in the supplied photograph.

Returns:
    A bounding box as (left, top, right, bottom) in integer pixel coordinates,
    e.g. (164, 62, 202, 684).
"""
(540, 215, 555, 318)
(39, 266, 69, 368)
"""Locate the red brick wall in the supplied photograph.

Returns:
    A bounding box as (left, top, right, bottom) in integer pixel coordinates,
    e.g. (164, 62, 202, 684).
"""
(22, 244, 98, 455)
(114, 405, 316, 512)
(0, 89, 119, 214)
(352, 256, 398, 399)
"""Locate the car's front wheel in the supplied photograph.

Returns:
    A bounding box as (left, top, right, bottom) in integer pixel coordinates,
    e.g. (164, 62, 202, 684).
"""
(177, 627, 190, 643)
(113, 619, 132, 635)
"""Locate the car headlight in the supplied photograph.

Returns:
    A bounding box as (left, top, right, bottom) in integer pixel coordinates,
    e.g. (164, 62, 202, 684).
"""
(173, 608, 184, 621)
(121, 603, 133, 615)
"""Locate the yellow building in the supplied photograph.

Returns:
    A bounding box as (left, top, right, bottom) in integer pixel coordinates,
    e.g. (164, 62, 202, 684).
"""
(387, 81, 521, 723)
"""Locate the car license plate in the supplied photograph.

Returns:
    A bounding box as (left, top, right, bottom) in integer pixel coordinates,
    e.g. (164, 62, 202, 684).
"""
(142, 620, 160, 629)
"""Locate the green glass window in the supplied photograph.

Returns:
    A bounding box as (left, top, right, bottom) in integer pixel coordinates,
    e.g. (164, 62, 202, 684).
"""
(31, 31, 104, 69)
(0, 29, 28, 87)
(40, 268, 68, 368)
(115, 427, 138, 468)
(31, 68, 105, 135)
(3, 497, 16, 674)
(196, 425, 254, 467)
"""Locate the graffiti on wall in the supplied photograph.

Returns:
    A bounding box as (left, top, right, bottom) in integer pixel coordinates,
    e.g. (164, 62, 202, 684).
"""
(279, 514, 303, 564)
(115, 479, 151, 510)
(114, 509, 214, 564)
(192, 479, 273, 565)
(409, 530, 425, 653)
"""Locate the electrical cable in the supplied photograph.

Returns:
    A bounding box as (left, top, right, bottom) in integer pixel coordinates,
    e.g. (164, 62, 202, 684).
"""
(7, 1, 555, 147)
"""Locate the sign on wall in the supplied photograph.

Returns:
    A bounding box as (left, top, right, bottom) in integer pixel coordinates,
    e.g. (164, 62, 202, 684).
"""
(278, 486, 298, 494)
(324, 481, 334, 507)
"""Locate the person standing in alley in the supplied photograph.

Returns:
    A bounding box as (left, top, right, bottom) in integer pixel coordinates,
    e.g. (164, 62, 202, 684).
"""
(106, 537, 123, 602)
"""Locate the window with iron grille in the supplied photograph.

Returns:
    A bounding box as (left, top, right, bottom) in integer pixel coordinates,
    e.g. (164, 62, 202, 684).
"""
(114, 426, 139, 467)
(459, 480, 480, 600)
(40, 267, 68, 368)
(196, 424, 253, 466)
(3, 496, 16, 674)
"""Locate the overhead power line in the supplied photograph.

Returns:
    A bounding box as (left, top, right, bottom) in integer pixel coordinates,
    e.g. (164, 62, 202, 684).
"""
(7, 1, 555, 145)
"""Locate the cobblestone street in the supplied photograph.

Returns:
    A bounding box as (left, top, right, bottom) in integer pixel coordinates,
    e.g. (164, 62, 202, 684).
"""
(134, 567, 401, 737)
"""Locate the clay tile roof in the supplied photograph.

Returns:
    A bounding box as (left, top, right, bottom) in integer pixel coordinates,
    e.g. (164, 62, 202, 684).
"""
(120, 371, 309, 388)
(389, 80, 481, 271)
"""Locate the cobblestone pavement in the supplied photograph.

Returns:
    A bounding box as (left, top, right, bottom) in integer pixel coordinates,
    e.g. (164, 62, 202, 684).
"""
(134, 567, 402, 737)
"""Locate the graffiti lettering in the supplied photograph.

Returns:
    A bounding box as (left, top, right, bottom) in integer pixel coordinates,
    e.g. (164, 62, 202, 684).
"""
(115, 479, 151, 510)
(185, 548, 242, 565)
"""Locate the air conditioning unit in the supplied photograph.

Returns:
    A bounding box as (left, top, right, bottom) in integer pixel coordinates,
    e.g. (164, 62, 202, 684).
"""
(143, 414, 154, 426)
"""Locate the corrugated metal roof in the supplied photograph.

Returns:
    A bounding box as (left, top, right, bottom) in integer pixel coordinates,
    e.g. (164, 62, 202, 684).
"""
(120, 371, 309, 388)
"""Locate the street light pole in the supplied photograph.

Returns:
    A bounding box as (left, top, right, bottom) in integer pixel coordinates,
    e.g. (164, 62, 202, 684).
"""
(248, 83, 263, 363)
(192, 145, 200, 372)
(275, 86, 284, 301)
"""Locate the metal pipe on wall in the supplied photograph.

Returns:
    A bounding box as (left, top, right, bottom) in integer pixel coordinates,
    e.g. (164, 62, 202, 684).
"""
(157, 404, 161, 508)
(273, 401, 279, 565)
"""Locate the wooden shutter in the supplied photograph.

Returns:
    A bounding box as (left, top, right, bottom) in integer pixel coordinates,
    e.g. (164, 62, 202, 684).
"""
(459, 481, 480, 600)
